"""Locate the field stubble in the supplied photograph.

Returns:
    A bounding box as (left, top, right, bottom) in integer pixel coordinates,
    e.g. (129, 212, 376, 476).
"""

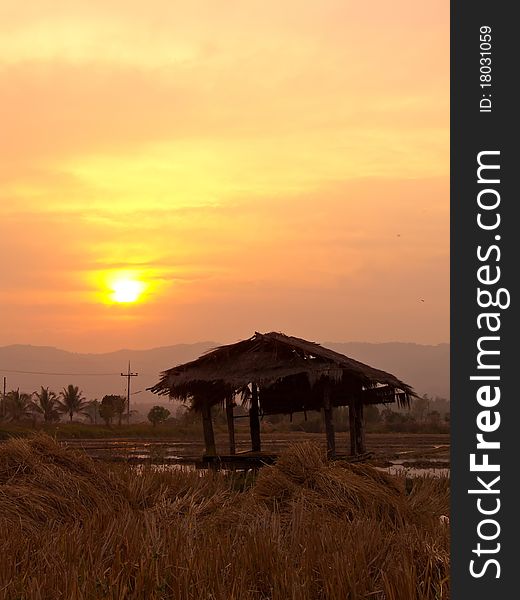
(0, 435, 449, 600)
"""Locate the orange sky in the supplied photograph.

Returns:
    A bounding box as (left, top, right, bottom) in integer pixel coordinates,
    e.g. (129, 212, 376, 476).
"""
(0, 1, 449, 352)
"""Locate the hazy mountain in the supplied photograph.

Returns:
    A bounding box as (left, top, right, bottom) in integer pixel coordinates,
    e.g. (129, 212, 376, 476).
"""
(0, 343, 217, 406)
(326, 342, 449, 400)
(0, 341, 449, 406)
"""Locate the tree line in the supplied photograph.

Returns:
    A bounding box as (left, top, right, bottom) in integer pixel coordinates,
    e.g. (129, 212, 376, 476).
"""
(263, 395, 450, 434)
(0, 385, 170, 427)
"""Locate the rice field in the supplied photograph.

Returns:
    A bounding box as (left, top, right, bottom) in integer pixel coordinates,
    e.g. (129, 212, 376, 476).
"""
(0, 435, 450, 599)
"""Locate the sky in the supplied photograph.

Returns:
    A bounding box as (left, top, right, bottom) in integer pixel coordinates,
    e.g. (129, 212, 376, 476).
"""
(0, 0, 449, 353)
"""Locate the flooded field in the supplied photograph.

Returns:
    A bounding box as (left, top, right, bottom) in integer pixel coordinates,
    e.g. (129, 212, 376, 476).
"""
(61, 432, 450, 475)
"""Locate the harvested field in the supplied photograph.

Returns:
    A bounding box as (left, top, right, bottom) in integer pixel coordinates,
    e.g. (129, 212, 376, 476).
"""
(0, 435, 450, 600)
(58, 432, 450, 467)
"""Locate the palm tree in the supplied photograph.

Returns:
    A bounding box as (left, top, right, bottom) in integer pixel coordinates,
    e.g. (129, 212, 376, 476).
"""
(58, 384, 88, 423)
(31, 387, 61, 423)
(5, 389, 33, 422)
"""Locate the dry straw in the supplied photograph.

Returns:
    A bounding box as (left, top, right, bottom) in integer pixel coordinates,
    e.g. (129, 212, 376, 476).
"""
(0, 436, 449, 599)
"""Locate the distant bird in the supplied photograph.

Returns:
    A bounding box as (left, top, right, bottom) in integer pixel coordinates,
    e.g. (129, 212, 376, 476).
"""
(419, 299, 425, 303)
(396, 233, 401, 237)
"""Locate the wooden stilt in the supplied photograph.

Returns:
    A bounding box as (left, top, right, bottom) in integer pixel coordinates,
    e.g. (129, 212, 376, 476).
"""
(349, 399, 357, 456)
(201, 402, 216, 456)
(225, 395, 236, 455)
(354, 398, 366, 454)
(249, 383, 261, 452)
(323, 385, 336, 459)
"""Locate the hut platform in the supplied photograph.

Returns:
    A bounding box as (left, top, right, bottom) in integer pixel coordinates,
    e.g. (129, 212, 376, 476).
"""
(199, 450, 375, 470)
(200, 451, 278, 470)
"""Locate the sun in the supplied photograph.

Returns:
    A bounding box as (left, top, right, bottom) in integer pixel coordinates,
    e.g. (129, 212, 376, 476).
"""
(110, 278, 145, 303)
(93, 269, 152, 305)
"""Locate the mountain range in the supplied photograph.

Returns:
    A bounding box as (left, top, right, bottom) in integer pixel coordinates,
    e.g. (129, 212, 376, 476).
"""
(0, 341, 449, 405)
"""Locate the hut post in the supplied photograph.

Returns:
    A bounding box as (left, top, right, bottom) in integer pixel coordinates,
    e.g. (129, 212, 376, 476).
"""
(201, 401, 216, 456)
(348, 398, 357, 456)
(322, 383, 336, 459)
(225, 395, 236, 455)
(354, 398, 366, 454)
(249, 383, 262, 452)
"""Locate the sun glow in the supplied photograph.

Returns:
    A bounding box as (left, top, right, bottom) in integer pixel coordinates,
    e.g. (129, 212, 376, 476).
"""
(110, 278, 145, 303)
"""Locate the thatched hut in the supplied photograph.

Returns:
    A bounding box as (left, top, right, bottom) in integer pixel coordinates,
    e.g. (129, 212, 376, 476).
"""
(150, 332, 415, 459)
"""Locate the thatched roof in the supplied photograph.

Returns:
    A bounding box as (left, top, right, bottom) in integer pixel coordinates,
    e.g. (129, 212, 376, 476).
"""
(150, 332, 415, 413)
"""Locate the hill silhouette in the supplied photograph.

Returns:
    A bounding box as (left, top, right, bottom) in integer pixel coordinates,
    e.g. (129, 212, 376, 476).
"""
(0, 341, 449, 405)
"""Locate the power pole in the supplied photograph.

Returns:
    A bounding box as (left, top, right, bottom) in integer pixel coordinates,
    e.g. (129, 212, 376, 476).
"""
(121, 362, 138, 425)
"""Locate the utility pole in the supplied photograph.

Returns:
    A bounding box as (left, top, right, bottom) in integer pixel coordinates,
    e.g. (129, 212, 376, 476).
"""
(121, 362, 138, 425)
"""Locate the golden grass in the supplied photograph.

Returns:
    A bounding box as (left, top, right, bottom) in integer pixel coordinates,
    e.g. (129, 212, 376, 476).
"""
(0, 436, 449, 599)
